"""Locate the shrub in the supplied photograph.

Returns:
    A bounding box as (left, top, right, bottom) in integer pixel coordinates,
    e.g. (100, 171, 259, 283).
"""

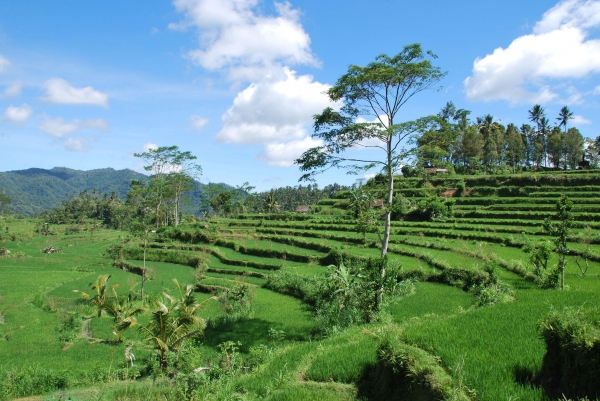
(217, 283, 254, 320)
(474, 282, 515, 307)
(409, 196, 455, 221)
(314, 256, 403, 335)
(537, 306, 600, 399)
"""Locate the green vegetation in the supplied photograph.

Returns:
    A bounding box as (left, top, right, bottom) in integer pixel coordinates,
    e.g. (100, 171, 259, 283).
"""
(2, 167, 600, 400)
(3, 46, 600, 400)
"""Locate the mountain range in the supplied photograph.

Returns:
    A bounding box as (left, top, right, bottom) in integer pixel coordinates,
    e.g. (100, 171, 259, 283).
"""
(0, 167, 213, 216)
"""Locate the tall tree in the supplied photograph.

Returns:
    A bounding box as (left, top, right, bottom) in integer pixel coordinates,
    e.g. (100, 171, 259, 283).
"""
(563, 128, 584, 169)
(295, 44, 445, 259)
(505, 123, 525, 172)
(539, 116, 553, 167)
(529, 105, 547, 167)
(547, 127, 564, 169)
(167, 151, 202, 227)
(520, 124, 536, 167)
(295, 44, 445, 305)
(477, 115, 505, 167)
(458, 125, 484, 168)
(528, 104, 546, 130)
(133, 146, 201, 227)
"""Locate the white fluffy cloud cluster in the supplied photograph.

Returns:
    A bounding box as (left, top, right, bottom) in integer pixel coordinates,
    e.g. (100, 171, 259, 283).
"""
(217, 67, 329, 144)
(2, 104, 32, 124)
(37, 116, 108, 153)
(171, 0, 330, 166)
(38, 116, 108, 138)
(42, 78, 109, 107)
(464, 0, 600, 104)
(171, 0, 317, 80)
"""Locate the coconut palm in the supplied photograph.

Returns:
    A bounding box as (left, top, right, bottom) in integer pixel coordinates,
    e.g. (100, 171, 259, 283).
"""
(105, 287, 145, 341)
(81, 275, 113, 317)
(528, 104, 546, 131)
(138, 279, 213, 371)
(264, 190, 280, 214)
(557, 106, 574, 133)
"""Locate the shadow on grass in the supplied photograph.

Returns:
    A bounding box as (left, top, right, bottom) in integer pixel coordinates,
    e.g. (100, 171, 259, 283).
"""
(203, 317, 307, 353)
(513, 364, 558, 399)
(513, 363, 536, 386)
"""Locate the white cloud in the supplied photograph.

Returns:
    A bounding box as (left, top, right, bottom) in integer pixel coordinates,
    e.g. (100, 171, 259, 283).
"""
(572, 114, 591, 125)
(533, 0, 600, 34)
(0, 55, 9, 72)
(190, 114, 209, 130)
(217, 67, 331, 145)
(38, 116, 108, 137)
(464, 0, 600, 104)
(257, 136, 322, 167)
(594, 85, 600, 95)
(172, 0, 331, 167)
(171, 0, 318, 80)
(2, 104, 32, 124)
(42, 78, 109, 107)
(143, 142, 158, 152)
(2, 81, 23, 98)
(65, 137, 90, 152)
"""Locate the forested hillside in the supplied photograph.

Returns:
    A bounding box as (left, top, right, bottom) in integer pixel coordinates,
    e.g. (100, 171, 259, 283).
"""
(0, 167, 149, 215)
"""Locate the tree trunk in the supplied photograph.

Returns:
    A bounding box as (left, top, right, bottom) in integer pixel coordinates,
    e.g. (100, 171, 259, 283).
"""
(560, 254, 565, 290)
(142, 238, 147, 299)
(174, 193, 179, 227)
(378, 136, 394, 307)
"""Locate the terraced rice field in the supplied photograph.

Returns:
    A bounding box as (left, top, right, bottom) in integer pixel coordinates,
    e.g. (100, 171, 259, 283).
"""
(2, 171, 600, 400)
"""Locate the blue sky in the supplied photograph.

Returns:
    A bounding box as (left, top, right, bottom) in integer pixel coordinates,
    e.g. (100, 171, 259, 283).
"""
(0, 0, 599, 190)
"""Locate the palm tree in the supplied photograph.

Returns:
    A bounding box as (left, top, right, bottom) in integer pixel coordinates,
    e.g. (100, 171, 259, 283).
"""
(557, 106, 574, 133)
(528, 104, 546, 130)
(105, 287, 145, 341)
(138, 279, 212, 371)
(81, 275, 112, 317)
(264, 190, 280, 214)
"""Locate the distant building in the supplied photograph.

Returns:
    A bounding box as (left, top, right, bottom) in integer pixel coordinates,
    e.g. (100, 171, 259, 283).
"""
(296, 205, 311, 213)
(424, 168, 449, 175)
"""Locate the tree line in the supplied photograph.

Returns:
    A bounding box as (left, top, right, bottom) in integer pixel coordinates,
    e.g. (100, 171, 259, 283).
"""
(414, 102, 599, 174)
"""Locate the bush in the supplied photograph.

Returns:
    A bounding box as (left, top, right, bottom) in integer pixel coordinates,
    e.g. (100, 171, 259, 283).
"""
(474, 283, 515, 307)
(537, 306, 600, 399)
(217, 283, 254, 320)
(409, 196, 455, 221)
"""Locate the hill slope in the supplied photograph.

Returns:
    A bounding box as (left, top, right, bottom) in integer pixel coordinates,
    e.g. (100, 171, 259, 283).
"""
(0, 167, 236, 216)
(0, 167, 149, 215)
